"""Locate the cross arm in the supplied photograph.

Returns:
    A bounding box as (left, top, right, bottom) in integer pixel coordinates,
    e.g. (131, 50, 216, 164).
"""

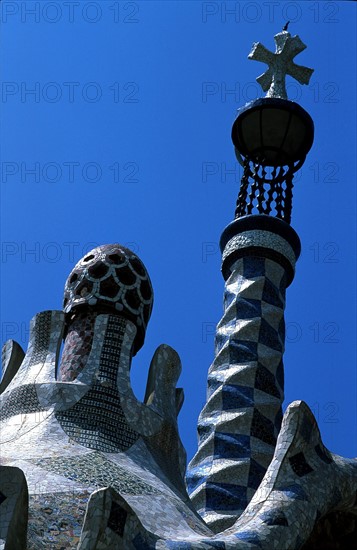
(248, 42, 275, 65)
(282, 35, 307, 59)
(286, 61, 314, 85)
(256, 69, 274, 92)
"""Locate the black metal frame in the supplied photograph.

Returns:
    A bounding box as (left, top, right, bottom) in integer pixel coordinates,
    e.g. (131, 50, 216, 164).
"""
(232, 98, 314, 224)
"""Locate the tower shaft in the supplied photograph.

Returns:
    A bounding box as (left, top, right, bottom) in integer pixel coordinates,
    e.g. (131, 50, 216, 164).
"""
(186, 216, 300, 532)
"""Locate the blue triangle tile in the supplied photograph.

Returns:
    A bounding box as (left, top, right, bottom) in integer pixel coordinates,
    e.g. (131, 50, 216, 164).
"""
(248, 458, 267, 490)
(221, 384, 254, 409)
(262, 278, 284, 309)
(259, 318, 283, 352)
(214, 432, 251, 459)
(206, 482, 248, 511)
(243, 257, 266, 279)
(235, 297, 261, 319)
(255, 363, 281, 398)
(229, 340, 258, 363)
(251, 409, 276, 446)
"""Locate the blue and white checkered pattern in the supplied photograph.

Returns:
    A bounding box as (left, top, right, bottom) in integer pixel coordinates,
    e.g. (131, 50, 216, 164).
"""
(186, 256, 287, 532)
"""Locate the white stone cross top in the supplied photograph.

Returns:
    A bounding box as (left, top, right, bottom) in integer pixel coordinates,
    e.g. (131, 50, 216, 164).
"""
(248, 31, 314, 100)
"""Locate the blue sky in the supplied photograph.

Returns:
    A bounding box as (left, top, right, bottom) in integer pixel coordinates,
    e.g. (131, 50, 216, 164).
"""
(1, 1, 356, 460)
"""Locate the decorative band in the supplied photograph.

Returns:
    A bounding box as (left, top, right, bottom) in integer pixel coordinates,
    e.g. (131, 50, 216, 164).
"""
(221, 230, 297, 284)
(220, 215, 301, 258)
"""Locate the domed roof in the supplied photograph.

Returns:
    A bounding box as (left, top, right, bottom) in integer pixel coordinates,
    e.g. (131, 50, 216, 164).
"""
(63, 244, 153, 353)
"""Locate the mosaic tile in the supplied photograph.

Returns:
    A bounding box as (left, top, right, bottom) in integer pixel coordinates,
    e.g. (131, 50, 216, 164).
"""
(187, 255, 288, 532)
(0, 384, 45, 422)
(288, 452, 314, 477)
(55, 391, 139, 453)
(27, 492, 88, 549)
(59, 310, 97, 381)
(31, 453, 161, 497)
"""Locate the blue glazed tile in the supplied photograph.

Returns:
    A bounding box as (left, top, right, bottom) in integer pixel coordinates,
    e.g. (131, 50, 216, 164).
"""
(214, 432, 251, 459)
(255, 364, 281, 398)
(248, 459, 267, 490)
(289, 452, 314, 477)
(251, 409, 276, 446)
(229, 340, 258, 363)
(262, 279, 284, 308)
(206, 482, 248, 512)
(258, 318, 283, 352)
(235, 298, 262, 319)
(221, 384, 254, 409)
(243, 257, 266, 279)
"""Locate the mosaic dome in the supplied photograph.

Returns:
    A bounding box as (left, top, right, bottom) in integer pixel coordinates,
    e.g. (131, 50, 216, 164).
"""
(63, 244, 153, 353)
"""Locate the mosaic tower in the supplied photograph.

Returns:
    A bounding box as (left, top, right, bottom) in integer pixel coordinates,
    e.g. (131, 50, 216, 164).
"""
(185, 28, 313, 532)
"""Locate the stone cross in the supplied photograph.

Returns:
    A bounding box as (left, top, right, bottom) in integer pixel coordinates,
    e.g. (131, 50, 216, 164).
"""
(248, 31, 314, 99)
